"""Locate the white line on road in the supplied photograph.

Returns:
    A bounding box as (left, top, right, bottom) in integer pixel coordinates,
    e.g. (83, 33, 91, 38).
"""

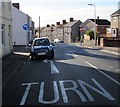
(85, 61, 120, 86)
(100, 50, 120, 56)
(20, 82, 39, 105)
(69, 51, 78, 57)
(49, 60, 60, 74)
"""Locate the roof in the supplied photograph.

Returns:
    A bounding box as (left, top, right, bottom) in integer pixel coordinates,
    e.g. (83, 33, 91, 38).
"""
(111, 9, 120, 16)
(57, 23, 68, 28)
(90, 19, 110, 25)
(64, 20, 80, 27)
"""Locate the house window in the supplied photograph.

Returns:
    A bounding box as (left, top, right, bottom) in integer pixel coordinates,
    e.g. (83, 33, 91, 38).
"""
(1, 24, 5, 44)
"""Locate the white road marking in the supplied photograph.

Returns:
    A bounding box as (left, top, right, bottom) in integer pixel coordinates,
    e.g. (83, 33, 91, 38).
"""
(20, 82, 38, 105)
(78, 79, 115, 101)
(13, 52, 29, 56)
(59, 80, 87, 103)
(20, 79, 115, 104)
(85, 61, 120, 86)
(100, 50, 120, 56)
(69, 51, 78, 57)
(38, 81, 59, 104)
(49, 60, 60, 74)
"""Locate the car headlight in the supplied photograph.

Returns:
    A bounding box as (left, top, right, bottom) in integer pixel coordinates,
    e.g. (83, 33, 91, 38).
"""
(48, 46, 53, 51)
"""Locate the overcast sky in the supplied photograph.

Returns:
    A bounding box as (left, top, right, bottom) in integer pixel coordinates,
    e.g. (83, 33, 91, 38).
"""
(11, 0, 119, 27)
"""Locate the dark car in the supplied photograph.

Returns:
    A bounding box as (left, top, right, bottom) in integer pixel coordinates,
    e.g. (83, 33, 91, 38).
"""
(30, 38, 54, 59)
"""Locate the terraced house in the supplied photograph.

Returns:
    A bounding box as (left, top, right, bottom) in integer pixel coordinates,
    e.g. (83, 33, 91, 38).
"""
(0, 1, 13, 58)
(64, 18, 82, 43)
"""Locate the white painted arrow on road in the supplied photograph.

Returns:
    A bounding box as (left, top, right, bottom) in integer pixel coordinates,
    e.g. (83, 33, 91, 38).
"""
(43, 59, 60, 74)
(49, 60, 60, 74)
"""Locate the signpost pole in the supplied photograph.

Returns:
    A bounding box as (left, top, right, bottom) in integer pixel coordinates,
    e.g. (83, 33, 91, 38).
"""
(23, 24, 29, 51)
(26, 30, 27, 51)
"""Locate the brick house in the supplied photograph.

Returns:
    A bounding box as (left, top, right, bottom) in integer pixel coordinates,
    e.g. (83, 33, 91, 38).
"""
(80, 18, 110, 38)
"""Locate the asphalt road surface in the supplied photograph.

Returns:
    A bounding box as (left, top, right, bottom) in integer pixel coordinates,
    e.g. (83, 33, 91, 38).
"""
(2, 43, 120, 106)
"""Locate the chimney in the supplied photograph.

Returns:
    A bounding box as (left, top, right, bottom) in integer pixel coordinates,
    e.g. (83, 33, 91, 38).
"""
(62, 20, 67, 24)
(97, 16, 99, 19)
(46, 24, 50, 27)
(69, 17, 74, 22)
(56, 22, 60, 25)
(51, 24, 55, 27)
(12, 3, 20, 10)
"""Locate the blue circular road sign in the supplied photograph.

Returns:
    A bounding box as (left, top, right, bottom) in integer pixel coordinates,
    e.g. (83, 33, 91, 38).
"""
(23, 24, 29, 30)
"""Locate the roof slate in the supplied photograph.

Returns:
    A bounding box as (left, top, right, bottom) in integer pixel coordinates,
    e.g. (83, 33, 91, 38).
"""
(111, 9, 120, 16)
(64, 20, 80, 27)
(90, 19, 110, 25)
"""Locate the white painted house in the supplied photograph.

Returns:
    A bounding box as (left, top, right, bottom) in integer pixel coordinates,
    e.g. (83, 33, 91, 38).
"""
(0, 2, 13, 58)
(12, 5, 34, 46)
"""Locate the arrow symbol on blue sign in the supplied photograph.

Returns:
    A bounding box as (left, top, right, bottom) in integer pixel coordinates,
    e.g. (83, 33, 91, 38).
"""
(23, 24, 29, 30)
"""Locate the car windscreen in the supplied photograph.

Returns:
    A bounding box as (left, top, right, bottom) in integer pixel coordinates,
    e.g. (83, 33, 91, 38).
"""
(33, 39, 50, 46)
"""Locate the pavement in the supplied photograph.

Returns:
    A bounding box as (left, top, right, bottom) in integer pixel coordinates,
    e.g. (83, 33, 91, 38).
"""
(71, 42, 120, 56)
(2, 44, 120, 85)
(2, 46, 30, 85)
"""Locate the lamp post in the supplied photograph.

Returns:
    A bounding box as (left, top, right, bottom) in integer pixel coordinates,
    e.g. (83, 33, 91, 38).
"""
(39, 16, 40, 38)
(88, 4, 97, 45)
(51, 27, 54, 41)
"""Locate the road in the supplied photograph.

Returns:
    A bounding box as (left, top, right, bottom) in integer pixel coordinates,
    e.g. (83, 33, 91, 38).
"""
(2, 43, 120, 106)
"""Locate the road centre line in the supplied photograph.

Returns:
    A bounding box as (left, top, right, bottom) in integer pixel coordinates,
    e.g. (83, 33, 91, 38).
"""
(85, 61, 120, 86)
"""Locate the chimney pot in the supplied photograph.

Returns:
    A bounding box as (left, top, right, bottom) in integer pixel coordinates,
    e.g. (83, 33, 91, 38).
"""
(62, 20, 67, 24)
(51, 24, 55, 26)
(46, 24, 50, 27)
(12, 3, 20, 10)
(56, 22, 60, 25)
(70, 17, 74, 22)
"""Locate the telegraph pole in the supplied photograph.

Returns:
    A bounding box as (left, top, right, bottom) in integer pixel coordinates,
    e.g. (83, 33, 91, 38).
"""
(39, 16, 40, 38)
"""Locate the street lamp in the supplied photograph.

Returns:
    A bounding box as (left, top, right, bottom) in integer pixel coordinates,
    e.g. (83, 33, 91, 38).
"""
(88, 4, 97, 45)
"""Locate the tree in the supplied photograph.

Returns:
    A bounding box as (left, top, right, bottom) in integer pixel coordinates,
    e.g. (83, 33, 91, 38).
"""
(85, 30, 94, 40)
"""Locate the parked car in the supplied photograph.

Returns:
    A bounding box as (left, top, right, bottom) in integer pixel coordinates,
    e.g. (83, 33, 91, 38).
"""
(30, 38, 54, 59)
(59, 40, 64, 43)
(54, 39, 60, 43)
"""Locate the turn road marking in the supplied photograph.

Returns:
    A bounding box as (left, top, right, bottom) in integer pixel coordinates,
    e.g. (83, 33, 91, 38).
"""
(20, 79, 115, 105)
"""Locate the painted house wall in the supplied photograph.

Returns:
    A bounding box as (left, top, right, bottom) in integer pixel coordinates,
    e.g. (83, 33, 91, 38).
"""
(12, 6, 28, 45)
(111, 10, 120, 37)
(71, 21, 81, 42)
(64, 20, 82, 43)
(1, 2, 13, 57)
